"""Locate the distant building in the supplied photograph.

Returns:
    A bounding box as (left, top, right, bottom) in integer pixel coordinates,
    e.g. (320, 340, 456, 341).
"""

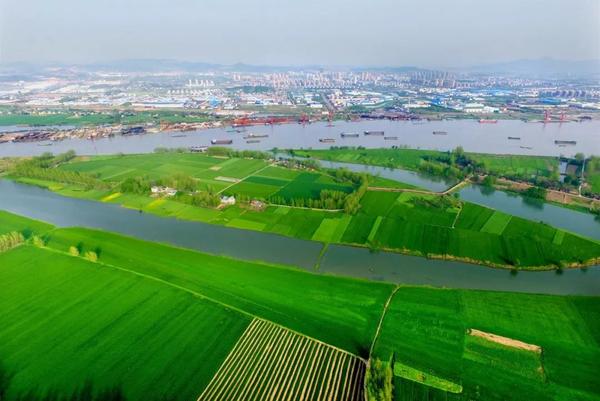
(220, 195, 236, 206)
(151, 186, 177, 196)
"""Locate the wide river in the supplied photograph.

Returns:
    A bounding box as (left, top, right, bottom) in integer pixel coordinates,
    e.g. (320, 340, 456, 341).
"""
(1, 180, 598, 296)
(1, 119, 599, 158)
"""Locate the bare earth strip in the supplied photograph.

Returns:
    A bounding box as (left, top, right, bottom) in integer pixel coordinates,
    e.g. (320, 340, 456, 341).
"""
(469, 328, 542, 353)
(197, 318, 366, 401)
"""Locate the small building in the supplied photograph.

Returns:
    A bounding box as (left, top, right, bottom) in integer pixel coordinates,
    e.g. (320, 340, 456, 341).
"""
(151, 186, 177, 197)
(220, 195, 236, 206)
(189, 146, 208, 153)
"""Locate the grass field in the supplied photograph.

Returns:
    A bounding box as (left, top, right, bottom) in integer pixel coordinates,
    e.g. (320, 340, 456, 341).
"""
(0, 109, 212, 127)
(1, 211, 599, 401)
(0, 210, 392, 400)
(0, 210, 53, 236)
(293, 148, 559, 178)
(375, 286, 600, 401)
(198, 319, 365, 401)
(40, 226, 393, 356)
(0, 245, 249, 401)
(9, 152, 600, 269)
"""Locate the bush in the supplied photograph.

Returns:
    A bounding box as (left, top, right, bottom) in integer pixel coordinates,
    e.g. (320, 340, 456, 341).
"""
(366, 358, 393, 401)
(69, 246, 80, 257)
(84, 251, 98, 262)
(31, 235, 45, 247)
(0, 232, 25, 252)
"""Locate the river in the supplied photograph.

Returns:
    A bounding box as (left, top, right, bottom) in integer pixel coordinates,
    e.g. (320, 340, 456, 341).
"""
(0, 180, 598, 296)
(1, 119, 599, 158)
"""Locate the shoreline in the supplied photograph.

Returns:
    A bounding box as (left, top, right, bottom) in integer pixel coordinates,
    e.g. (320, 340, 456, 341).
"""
(4, 175, 597, 273)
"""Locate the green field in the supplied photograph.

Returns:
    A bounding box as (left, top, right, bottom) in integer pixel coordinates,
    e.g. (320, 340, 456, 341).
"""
(0, 210, 392, 400)
(1, 210, 599, 401)
(293, 148, 559, 178)
(0, 245, 249, 401)
(375, 287, 600, 401)
(8, 152, 600, 269)
(0, 108, 212, 127)
(0, 210, 53, 236)
(39, 226, 392, 355)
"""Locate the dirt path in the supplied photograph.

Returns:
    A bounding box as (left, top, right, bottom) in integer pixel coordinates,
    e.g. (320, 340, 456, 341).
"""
(369, 285, 401, 356)
(469, 328, 542, 353)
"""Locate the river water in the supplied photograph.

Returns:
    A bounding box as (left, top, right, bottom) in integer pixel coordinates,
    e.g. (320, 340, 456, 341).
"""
(1, 119, 599, 158)
(1, 180, 598, 296)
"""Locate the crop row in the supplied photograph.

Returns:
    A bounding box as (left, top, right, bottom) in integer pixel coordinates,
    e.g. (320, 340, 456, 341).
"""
(198, 319, 365, 401)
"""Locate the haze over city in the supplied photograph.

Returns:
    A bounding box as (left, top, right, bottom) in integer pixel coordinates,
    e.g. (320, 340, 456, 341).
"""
(1, 0, 599, 67)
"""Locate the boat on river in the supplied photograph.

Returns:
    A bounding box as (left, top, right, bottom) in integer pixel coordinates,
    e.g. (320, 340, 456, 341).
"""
(364, 130, 384, 136)
(319, 138, 336, 143)
(211, 139, 233, 145)
(432, 131, 447, 135)
(340, 132, 359, 138)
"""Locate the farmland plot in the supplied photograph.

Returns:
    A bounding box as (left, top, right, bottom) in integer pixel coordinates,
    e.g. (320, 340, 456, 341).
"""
(198, 319, 365, 401)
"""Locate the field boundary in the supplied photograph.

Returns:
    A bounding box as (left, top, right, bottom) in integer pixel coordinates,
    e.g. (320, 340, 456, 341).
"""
(39, 244, 366, 362)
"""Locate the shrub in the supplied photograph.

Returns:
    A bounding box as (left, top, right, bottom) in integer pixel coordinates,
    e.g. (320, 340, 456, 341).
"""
(69, 246, 80, 257)
(0, 232, 25, 252)
(84, 251, 98, 262)
(366, 358, 393, 401)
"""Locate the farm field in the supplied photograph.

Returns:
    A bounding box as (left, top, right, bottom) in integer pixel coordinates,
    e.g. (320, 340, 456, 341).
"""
(0, 209, 53, 236)
(292, 148, 559, 178)
(39, 225, 393, 356)
(198, 319, 365, 401)
(0, 211, 599, 401)
(0, 245, 250, 401)
(0, 108, 212, 127)
(7, 152, 600, 269)
(374, 286, 600, 401)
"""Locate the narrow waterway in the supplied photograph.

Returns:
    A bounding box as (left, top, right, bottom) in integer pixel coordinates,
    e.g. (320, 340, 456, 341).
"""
(1, 180, 598, 296)
(283, 156, 600, 239)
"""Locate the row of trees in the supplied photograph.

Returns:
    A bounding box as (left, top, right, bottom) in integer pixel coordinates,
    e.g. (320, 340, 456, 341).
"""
(11, 151, 105, 190)
(410, 194, 461, 210)
(366, 358, 393, 401)
(0, 231, 25, 252)
(266, 189, 348, 210)
(207, 147, 271, 160)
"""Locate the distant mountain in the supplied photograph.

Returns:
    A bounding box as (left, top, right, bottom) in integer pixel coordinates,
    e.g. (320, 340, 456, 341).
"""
(467, 58, 600, 78)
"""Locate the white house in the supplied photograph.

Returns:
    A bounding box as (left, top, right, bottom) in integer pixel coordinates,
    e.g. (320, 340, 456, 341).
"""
(220, 195, 236, 206)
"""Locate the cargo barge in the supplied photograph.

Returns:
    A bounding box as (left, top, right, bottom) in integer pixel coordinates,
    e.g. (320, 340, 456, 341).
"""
(364, 130, 384, 136)
(384, 136, 398, 140)
(508, 136, 521, 140)
(246, 139, 260, 144)
(432, 131, 447, 135)
(479, 119, 498, 124)
(554, 140, 577, 145)
(244, 133, 269, 139)
(319, 138, 336, 143)
(211, 139, 233, 145)
(340, 132, 360, 138)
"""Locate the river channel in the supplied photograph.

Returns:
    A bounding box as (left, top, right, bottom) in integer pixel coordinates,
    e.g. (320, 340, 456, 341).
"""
(1, 179, 598, 296)
(1, 119, 599, 157)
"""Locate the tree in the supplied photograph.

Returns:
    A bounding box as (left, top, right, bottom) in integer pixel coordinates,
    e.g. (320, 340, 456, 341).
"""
(365, 358, 393, 401)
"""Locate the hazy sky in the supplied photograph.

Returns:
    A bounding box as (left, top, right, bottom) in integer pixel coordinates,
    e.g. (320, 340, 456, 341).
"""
(1, 0, 599, 67)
